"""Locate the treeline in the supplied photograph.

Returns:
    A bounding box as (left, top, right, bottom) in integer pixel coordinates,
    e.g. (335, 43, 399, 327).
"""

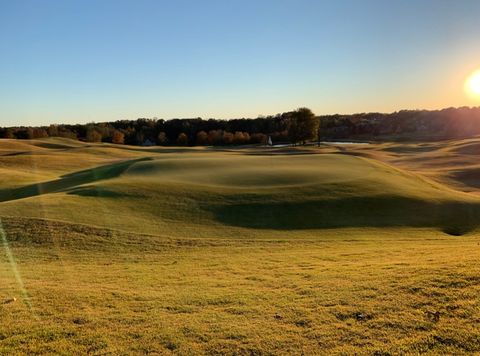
(0, 108, 317, 146)
(2, 106, 480, 145)
(321, 106, 480, 141)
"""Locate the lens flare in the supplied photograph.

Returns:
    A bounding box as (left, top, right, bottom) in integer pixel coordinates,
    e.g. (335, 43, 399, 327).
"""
(0, 218, 37, 318)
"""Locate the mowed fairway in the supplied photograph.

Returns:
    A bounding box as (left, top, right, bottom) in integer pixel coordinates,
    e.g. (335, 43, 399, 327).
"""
(1, 138, 480, 354)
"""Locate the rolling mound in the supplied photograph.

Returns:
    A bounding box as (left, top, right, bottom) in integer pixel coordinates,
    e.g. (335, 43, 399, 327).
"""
(342, 136, 480, 194)
(1, 139, 479, 236)
(122, 154, 376, 188)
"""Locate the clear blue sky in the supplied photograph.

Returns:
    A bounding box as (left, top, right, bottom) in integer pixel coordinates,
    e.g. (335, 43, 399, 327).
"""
(1, 0, 480, 126)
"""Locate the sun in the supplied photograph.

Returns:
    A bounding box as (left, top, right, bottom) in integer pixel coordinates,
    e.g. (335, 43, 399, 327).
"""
(465, 70, 480, 98)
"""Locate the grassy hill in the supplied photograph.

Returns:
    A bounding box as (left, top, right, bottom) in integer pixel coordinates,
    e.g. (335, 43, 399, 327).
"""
(1, 138, 480, 354)
(1, 138, 479, 236)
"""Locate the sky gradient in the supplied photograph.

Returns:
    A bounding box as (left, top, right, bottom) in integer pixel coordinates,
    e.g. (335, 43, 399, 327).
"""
(1, 0, 480, 126)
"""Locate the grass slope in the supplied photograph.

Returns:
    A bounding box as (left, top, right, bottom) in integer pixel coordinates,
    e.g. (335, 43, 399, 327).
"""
(0, 139, 479, 236)
(1, 138, 480, 354)
(2, 217, 480, 354)
(343, 135, 480, 195)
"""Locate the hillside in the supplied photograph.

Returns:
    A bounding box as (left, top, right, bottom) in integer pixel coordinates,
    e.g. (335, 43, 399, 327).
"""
(0, 138, 479, 237)
(2, 138, 480, 354)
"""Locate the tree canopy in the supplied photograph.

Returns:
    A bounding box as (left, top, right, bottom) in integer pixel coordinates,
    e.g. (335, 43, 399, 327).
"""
(288, 108, 319, 145)
(3, 106, 480, 145)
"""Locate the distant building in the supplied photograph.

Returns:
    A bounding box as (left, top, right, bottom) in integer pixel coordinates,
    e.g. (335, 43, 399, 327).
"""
(142, 139, 155, 146)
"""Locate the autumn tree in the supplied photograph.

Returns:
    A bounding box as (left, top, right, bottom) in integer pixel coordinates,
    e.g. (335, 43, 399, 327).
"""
(157, 132, 168, 145)
(207, 130, 223, 145)
(58, 128, 77, 139)
(31, 128, 48, 138)
(47, 125, 59, 137)
(196, 131, 208, 145)
(176, 132, 188, 146)
(233, 131, 246, 144)
(1, 128, 14, 139)
(288, 108, 318, 145)
(112, 130, 125, 144)
(223, 131, 234, 145)
(26, 128, 34, 139)
(86, 128, 102, 142)
(250, 133, 267, 145)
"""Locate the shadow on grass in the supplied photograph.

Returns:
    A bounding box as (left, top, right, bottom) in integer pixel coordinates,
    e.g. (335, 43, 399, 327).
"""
(0, 157, 151, 203)
(382, 145, 439, 154)
(66, 186, 131, 198)
(207, 196, 480, 235)
(115, 146, 204, 154)
(450, 168, 480, 189)
(33, 142, 82, 150)
(242, 149, 324, 156)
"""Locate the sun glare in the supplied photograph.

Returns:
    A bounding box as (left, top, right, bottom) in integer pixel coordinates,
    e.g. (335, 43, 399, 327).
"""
(466, 70, 480, 98)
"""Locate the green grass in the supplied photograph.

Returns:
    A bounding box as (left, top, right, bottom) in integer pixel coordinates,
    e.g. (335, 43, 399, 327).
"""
(1, 137, 480, 354)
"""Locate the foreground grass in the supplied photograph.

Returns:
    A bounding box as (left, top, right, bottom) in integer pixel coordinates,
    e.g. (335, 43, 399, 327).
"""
(1, 218, 480, 354)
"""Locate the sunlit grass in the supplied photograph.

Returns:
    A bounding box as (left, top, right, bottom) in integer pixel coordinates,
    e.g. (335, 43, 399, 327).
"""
(1, 218, 480, 354)
(1, 138, 480, 353)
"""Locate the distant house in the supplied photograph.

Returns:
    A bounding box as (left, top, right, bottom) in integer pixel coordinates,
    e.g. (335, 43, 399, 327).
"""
(142, 139, 155, 146)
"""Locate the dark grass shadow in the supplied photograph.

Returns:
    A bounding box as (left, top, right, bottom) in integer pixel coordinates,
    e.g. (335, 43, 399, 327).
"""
(0, 157, 151, 203)
(450, 168, 480, 189)
(206, 196, 480, 235)
(382, 146, 439, 154)
(33, 142, 79, 150)
(114, 146, 204, 154)
(243, 150, 324, 156)
(1, 151, 35, 157)
(66, 186, 133, 198)
(451, 142, 480, 155)
(114, 145, 317, 156)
